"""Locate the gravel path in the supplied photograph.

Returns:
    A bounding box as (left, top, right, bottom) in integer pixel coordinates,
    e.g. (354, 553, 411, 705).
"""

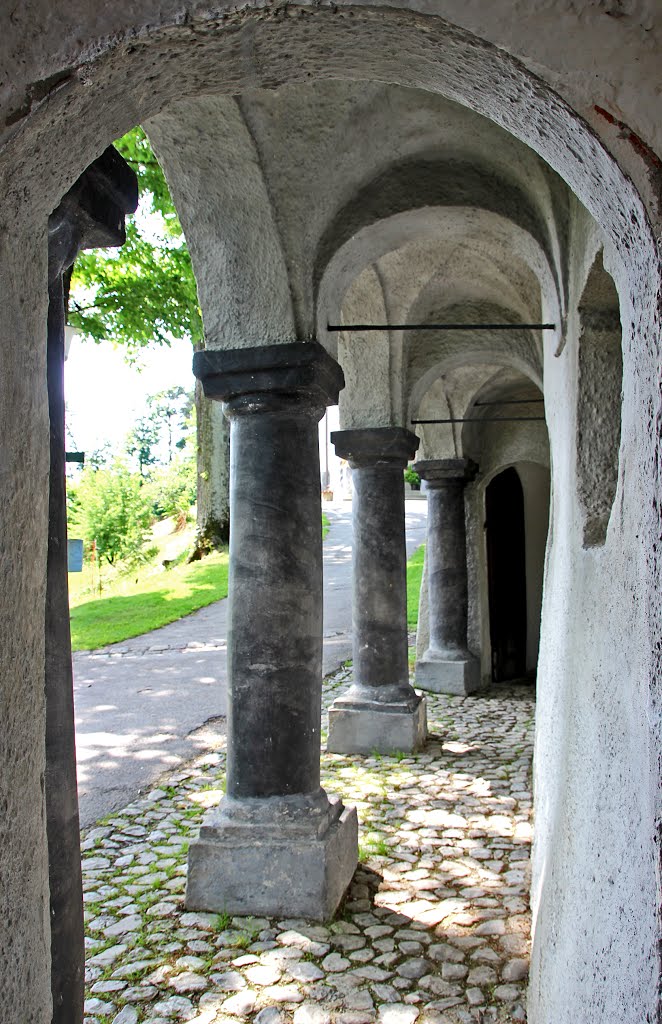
(82, 664, 534, 1024)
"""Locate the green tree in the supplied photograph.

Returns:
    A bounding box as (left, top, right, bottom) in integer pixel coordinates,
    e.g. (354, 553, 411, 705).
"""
(149, 451, 197, 528)
(147, 386, 193, 463)
(67, 128, 228, 557)
(69, 462, 154, 566)
(68, 129, 203, 357)
(126, 415, 160, 476)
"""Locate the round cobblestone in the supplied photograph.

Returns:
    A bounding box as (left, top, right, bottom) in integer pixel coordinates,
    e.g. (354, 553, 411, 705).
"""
(81, 672, 534, 1022)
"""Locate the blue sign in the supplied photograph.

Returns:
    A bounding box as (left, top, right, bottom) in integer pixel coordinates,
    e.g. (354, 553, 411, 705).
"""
(67, 539, 84, 573)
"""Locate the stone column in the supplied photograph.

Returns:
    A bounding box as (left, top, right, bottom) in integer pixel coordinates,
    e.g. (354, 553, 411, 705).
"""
(327, 428, 427, 754)
(186, 341, 358, 920)
(415, 458, 480, 695)
(46, 148, 138, 1024)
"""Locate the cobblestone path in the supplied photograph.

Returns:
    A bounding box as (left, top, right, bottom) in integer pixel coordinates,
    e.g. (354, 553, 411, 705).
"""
(82, 667, 535, 1024)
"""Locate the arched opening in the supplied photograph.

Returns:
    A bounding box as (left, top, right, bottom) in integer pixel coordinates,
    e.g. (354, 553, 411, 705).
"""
(484, 461, 550, 684)
(486, 467, 527, 682)
(2, 10, 661, 1024)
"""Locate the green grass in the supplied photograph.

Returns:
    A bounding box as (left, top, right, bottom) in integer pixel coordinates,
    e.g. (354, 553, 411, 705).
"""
(406, 543, 425, 629)
(68, 512, 352, 650)
(69, 550, 229, 650)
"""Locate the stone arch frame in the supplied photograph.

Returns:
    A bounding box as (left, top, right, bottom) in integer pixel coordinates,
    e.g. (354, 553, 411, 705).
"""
(316, 207, 562, 349)
(468, 453, 550, 686)
(3, 7, 656, 331)
(460, 370, 549, 684)
(408, 344, 543, 429)
(312, 155, 567, 328)
(1, 8, 661, 1024)
(315, 203, 557, 428)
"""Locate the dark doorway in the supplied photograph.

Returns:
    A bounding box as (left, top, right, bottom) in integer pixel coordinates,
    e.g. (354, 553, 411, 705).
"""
(486, 467, 527, 682)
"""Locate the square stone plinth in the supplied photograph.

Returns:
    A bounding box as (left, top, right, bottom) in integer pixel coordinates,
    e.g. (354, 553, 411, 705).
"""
(185, 803, 358, 921)
(416, 652, 481, 695)
(327, 699, 427, 755)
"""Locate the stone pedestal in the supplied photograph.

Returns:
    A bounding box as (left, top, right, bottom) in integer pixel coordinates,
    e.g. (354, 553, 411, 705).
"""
(414, 458, 480, 696)
(187, 342, 357, 919)
(327, 428, 427, 754)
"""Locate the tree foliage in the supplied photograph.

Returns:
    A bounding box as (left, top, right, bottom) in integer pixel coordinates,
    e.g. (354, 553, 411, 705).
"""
(126, 416, 161, 477)
(68, 462, 154, 566)
(148, 453, 197, 526)
(68, 127, 202, 356)
(147, 386, 193, 462)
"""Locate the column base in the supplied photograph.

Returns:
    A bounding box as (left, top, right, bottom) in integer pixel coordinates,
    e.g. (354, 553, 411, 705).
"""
(185, 794, 358, 921)
(327, 695, 427, 755)
(415, 650, 480, 695)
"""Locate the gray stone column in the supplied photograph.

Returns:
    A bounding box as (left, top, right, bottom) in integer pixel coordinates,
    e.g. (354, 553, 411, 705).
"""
(327, 428, 427, 754)
(186, 341, 357, 920)
(415, 458, 480, 695)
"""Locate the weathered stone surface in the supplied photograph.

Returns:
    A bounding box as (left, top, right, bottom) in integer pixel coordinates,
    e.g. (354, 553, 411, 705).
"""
(187, 802, 358, 921)
(377, 1005, 419, 1024)
(169, 971, 208, 994)
(112, 1008, 139, 1024)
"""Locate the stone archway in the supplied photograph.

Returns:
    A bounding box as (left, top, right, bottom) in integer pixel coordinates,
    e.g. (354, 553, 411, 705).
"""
(1, 8, 660, 1024)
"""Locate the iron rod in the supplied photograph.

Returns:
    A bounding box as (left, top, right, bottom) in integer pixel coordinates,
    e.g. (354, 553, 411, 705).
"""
(412, 417, 546, 424)
(474, 398, 544, 406)
(327, 322, 555, 332)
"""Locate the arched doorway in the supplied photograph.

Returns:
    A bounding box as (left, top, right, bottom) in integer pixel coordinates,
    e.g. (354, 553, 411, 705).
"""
(486, 467, 527, 682)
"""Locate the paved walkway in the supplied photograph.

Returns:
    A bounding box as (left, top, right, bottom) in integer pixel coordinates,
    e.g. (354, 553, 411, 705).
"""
(82, 665, 534, 1024)
(74, 502, 428, 826)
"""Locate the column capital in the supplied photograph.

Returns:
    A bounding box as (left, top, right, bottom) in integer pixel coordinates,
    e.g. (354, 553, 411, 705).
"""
(413, 457, 478, 486)
(193, 341, 344, 417)
(48, 146, 138, 281)
(331, 426, 419, 468)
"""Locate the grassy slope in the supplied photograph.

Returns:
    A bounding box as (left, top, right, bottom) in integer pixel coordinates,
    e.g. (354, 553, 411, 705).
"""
(69, 551, 230, 651)
(70, 514, 334, 651)
(406, 544, 425, 629)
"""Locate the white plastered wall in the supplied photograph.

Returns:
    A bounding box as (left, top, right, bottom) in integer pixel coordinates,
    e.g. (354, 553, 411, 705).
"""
(529, 201, 661, 1023)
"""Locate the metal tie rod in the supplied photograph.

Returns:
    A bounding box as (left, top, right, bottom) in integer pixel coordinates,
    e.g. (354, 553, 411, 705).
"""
(475, 398, 544, 406)
(327, 322, 556, 332)
(412, 417, 546, 424)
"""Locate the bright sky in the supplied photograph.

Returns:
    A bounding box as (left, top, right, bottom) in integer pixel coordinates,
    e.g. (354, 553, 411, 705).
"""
(64, 332, 195, 456)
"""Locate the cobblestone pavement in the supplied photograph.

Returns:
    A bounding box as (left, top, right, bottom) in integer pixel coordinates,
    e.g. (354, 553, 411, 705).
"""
(82, 665, 535, 1024)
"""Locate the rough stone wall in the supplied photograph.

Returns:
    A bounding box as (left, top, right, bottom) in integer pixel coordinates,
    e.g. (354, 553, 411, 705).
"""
(0, 225, 53, 1023)
(194, 389, 230, 552)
